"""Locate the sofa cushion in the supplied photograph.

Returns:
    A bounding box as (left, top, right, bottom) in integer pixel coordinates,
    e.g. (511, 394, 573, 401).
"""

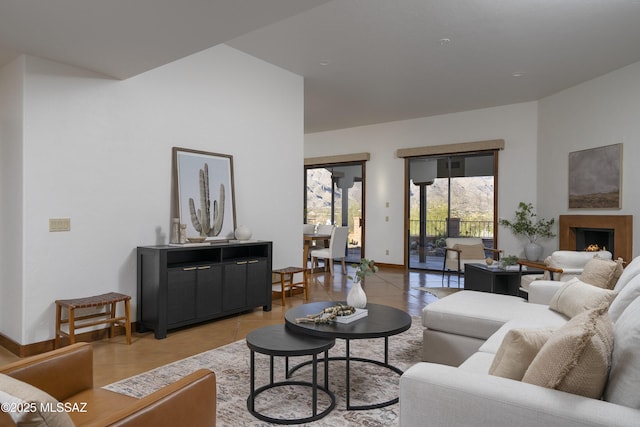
(609, 274, 640, 323)
(605, 296, 640, 408)
(423, 291, 567, 340)
(614, 255, 640, 292)
(453, 243, 486, 260)
(580, 257, 624, 289)
(522, 305, 613, 399)
(549, 277, 617, 318)
(0, 373, 74, 426)
(457, 351, 495, 374)
(489, 328, 555, 380)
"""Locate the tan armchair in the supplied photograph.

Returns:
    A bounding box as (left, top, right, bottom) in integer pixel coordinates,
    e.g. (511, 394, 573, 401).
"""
(0, 343, 216, 427)
(442, 237, 502, 284)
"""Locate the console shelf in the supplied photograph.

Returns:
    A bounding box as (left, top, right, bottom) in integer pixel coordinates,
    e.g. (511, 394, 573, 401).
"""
(137, 241, 272, 339)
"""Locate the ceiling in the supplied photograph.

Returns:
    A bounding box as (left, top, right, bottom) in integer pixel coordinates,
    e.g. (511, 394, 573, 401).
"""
(2, 1, 640, 134)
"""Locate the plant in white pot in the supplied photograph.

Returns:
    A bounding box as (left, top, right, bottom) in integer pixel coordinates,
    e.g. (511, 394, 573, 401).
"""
(346, 258, 378, 309)
(499, 202, 556, 261)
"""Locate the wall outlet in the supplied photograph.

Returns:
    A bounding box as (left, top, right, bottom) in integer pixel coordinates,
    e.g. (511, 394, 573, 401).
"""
(49, 218, 71, 232)
(385, 249, 389, 255)
(385, 216, 389, 222)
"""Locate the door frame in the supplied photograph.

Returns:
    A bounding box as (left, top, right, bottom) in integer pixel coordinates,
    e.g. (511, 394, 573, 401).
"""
(304, 158, 367, 261)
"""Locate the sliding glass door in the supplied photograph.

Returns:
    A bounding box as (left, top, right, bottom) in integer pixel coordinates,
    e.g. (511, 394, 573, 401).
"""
(408, 153, 496, 270)
(305, 162, 364, 263)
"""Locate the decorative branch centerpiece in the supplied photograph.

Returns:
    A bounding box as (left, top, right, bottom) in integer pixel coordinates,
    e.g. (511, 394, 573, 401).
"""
(499, 202, 555, 261)
(295, 303, 357, 324)
(346, 258, 378, 309)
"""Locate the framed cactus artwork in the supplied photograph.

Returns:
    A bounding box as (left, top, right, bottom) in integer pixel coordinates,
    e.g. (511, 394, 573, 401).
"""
(172, 147, 237, 241)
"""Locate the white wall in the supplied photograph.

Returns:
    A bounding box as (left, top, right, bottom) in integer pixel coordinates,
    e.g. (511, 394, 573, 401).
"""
(0, 57, 25, 343)
(305, 102, 539, 265)
(538, 60, 640, 258)
(3, 44, 303, 345)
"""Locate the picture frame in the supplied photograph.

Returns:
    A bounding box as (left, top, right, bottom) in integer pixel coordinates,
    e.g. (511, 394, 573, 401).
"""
(172, 147, 237, 240)
(568, 143, 622, 209)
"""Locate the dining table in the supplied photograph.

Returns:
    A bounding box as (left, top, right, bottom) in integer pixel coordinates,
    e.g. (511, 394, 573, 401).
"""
(303, 233, 331, 271)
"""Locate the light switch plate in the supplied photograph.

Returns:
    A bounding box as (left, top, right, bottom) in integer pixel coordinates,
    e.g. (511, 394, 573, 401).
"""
(49, 218, 71, 232)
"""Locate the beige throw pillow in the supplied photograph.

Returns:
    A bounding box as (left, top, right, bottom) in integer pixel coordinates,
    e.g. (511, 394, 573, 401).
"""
(453, 244, 486, 260)
(580, 257, 624, 289)
(489, 328, 555, 380)
(522, 305, 613, 399)
(0, 373, 74, 426)
(549, 277, 617, 318)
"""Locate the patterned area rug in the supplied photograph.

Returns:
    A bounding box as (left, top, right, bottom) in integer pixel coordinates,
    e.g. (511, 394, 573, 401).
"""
(413, 287, 462, 299)
(104, 317, 423, 426)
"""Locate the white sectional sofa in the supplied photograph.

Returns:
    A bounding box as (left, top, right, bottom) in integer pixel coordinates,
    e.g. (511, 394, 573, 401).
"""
(400, 257, 640, 426)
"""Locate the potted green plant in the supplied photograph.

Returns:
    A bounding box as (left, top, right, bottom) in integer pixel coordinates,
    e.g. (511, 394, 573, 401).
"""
(500, 255, 520, 268)
(499, 202, 556, 261)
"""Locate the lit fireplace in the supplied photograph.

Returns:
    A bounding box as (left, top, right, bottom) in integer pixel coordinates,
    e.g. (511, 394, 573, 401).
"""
(575, 228, 614, 253)
(559, 215, 633, 263)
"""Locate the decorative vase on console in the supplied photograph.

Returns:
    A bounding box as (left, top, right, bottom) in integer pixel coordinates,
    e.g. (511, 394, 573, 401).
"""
(235, 225, 252, 241)
(347, 258, 378, 309)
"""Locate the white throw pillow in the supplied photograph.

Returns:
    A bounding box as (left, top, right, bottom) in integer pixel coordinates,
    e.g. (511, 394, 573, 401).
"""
(605, 296, 640, 408)
(549, 277, 617, 318)
(614, 256, 640, 292)
(609, 274, 640, 323)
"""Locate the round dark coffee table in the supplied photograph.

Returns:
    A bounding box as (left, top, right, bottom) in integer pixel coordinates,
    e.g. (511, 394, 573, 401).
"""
(285, 302, 412, 410)
(246, 324, 336, 424)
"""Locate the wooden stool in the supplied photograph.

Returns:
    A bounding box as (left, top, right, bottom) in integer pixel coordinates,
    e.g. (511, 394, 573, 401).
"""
(55, 292, 131, 348)
(272, 267, 308, 305)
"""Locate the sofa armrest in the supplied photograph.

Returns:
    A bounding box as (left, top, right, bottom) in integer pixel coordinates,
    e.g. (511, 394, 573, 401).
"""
(88, 369, 216, 427)
(527, 280, 563, 305)
(0, 343, 93, 401)
(400, 363, 640, 427)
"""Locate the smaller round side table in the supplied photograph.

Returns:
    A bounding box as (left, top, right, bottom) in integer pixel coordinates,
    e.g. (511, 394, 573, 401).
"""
(246, 324, 336, 425)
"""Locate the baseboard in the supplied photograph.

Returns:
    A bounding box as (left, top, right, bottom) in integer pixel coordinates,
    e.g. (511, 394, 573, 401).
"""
(0, 323, 136, 357)
(375, 262, 404, 269)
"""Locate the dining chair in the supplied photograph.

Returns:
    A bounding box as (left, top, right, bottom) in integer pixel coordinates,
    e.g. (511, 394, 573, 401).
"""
(314, 224, 335, 249)
(310, 226, 349, 274)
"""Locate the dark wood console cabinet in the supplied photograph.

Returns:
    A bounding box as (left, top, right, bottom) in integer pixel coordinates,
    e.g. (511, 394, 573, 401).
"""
(137, 241, 272, 339)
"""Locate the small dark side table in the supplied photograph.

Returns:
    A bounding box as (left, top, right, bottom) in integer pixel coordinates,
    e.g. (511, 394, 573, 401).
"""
(246, 324, 336, 424)
(464, 263, 544, 296)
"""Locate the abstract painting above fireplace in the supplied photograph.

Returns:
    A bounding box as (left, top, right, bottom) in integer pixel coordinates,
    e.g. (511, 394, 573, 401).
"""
(568, 144, 622, 209)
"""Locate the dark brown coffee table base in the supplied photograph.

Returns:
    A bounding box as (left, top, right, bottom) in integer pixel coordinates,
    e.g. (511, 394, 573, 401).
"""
(285, 302, 412, 410)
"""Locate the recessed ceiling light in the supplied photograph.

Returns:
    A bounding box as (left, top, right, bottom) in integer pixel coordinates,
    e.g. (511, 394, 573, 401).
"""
(439, 38, 451, 47)
(319, 60, 330, 66)
(512, 72, 525, 77)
